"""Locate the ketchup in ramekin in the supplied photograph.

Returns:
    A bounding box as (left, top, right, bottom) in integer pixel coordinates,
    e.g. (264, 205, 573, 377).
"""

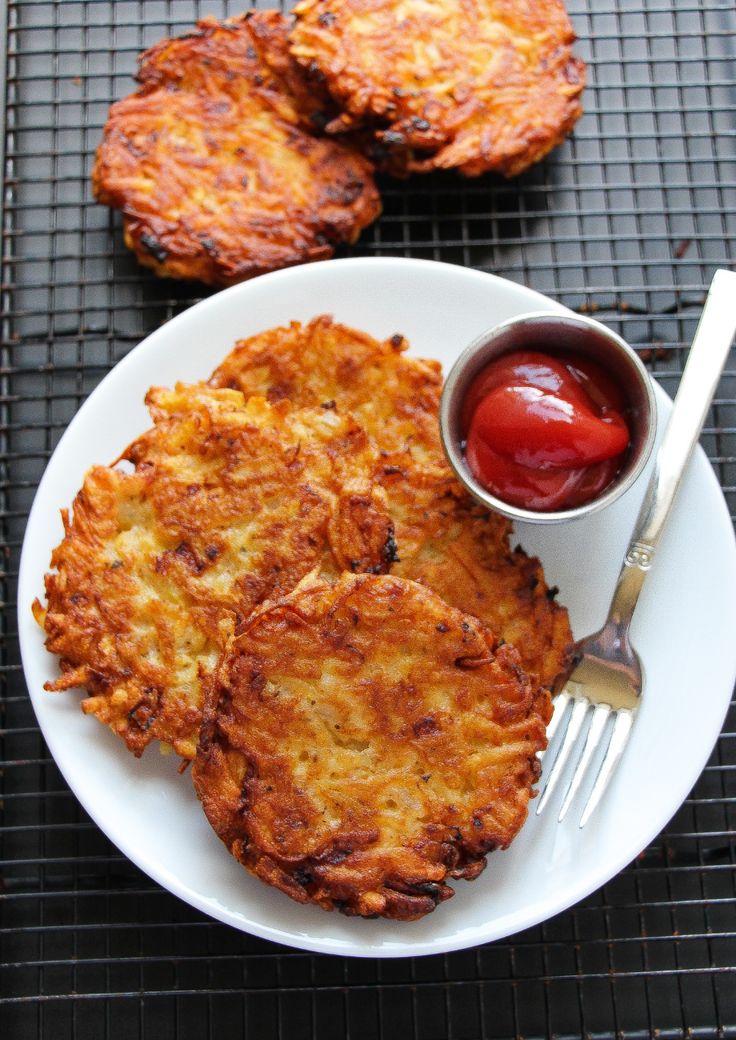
(441, 312, 656, 523)
(462, 351, 632, 512)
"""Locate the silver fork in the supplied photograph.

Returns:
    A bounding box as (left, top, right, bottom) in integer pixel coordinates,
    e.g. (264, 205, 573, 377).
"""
(536, 268, 736, 827)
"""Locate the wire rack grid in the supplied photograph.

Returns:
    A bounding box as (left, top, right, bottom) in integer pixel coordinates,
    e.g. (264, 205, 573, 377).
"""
(1, 1, 735, 1038)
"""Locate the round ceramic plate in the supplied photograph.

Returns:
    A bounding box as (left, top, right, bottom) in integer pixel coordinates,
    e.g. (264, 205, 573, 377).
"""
(18, 258, 736, 958)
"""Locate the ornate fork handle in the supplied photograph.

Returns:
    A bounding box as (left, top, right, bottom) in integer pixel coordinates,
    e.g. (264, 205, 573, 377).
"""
(604, 267, 736, 640)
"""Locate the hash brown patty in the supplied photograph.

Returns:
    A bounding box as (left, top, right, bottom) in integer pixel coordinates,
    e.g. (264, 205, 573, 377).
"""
(92, 12, 381, 286)
(208, 316, 574, 692)
(391, 484, 573, 692)
(289, 0, 585, 177)
(193, 571, 550, 920)
(35, 385, 393, 759)
(209, 315, 446, 473)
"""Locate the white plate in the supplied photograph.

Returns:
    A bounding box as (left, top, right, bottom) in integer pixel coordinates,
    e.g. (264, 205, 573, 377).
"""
(18, 258, 736, 959)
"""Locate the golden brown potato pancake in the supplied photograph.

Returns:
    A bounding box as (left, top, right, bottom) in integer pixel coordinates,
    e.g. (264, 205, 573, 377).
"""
(208, 316, 573, 691)
(91, 12, 381, 286)
(290, 0, 585, 177)
(389, 481, 573, 692)
(209, 314, 446, 473)
(193, 571, 550, 920)
(35, 385, 393, 759)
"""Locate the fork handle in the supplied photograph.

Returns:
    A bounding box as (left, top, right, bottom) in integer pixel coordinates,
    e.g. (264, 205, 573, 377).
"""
(608, 268, 736, 627)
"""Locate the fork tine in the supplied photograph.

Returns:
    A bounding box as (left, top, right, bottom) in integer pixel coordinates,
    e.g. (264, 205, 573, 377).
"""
(536, 697, 590, 815)
(557, 703, 612, 823)
(543, 690, 571, 747)
(578, 708, 635, 827)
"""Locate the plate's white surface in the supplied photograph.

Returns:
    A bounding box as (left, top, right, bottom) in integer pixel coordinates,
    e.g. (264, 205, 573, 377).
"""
(18, 258, 736, 958)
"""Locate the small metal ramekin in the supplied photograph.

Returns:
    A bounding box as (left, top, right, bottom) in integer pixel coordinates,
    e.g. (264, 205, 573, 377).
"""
(440, 311, 657, 524)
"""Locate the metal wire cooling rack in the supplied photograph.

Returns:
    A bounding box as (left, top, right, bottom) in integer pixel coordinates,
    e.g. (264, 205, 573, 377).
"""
(1, 1, 735, 1037)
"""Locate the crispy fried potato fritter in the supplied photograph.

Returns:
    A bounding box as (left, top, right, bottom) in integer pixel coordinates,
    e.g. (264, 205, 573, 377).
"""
(290, 0, 585, 177)
(209, 316, 573, 692)
(193, 572, 550, 920)
(36, 386, 393, 758)
(209, 315, 445, 472)
(390, 483, 573, 692)
(91, 13, 381, 286)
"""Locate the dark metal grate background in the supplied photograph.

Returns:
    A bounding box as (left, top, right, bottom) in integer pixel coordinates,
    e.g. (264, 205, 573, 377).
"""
(1, 1, 735, 1036)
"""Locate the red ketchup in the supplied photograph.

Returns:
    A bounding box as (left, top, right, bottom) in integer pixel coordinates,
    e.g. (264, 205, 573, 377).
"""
(463, 351, 631, 512)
